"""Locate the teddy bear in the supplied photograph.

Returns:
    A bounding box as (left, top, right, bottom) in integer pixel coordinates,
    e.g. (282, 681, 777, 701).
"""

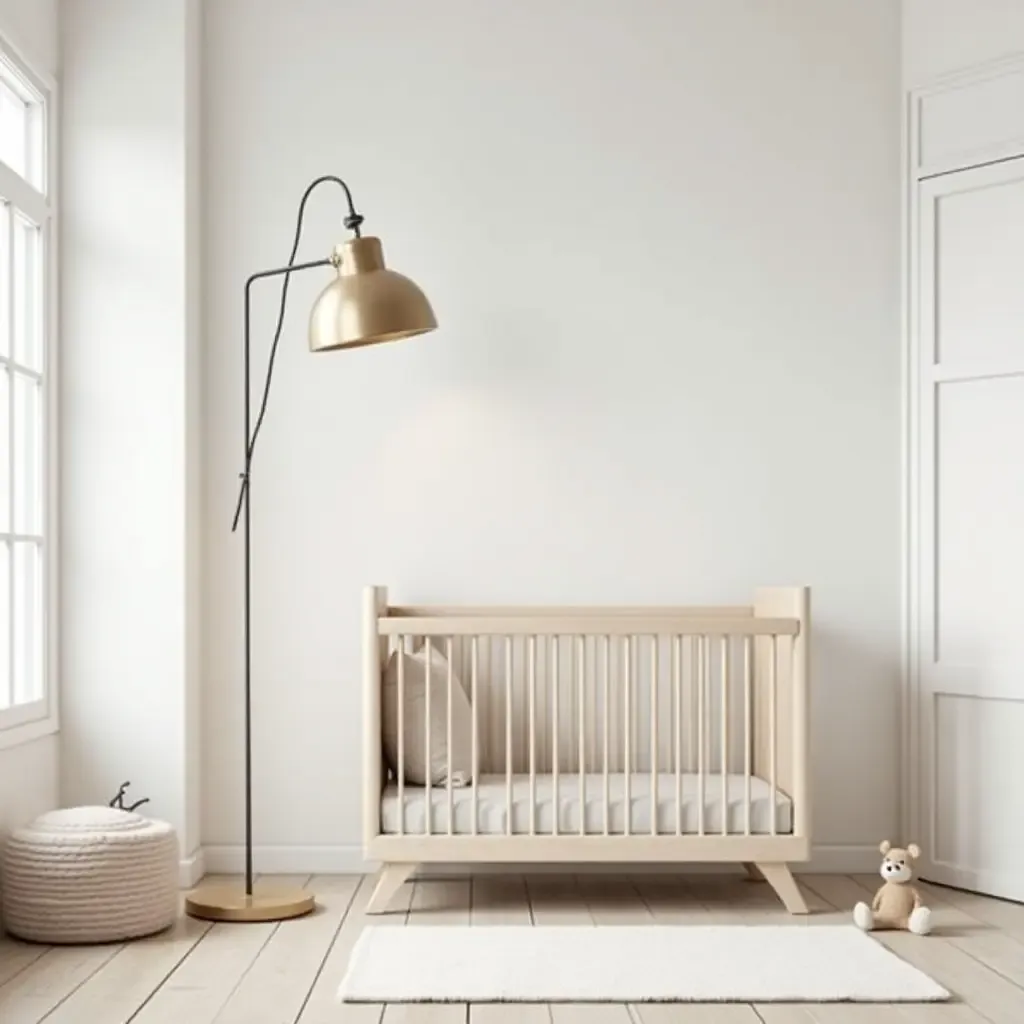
(853, 840, 931, 935)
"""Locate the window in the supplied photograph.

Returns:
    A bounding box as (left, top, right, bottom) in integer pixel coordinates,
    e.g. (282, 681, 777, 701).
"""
(0, 39, 54, 745)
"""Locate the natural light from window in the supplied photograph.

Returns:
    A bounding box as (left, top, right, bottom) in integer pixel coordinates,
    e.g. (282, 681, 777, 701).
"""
(0, 42, 51, 737)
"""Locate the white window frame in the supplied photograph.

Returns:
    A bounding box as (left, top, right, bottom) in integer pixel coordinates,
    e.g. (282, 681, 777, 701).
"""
(0, 31, 57, 750)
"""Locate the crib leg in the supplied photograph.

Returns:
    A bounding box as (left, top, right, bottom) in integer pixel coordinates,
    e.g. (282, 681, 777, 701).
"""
(367, 862, 417, 914)
(755, 862, 809, 915)
(743, 862, 765, 882)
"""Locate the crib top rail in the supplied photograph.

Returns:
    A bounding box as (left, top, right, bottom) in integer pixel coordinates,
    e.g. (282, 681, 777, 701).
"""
(386, 604, 753, 619)
(377, 613, 800, 637)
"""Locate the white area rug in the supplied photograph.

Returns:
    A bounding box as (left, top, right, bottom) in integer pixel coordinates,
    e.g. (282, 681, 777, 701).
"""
(338, 925, 949, 1004)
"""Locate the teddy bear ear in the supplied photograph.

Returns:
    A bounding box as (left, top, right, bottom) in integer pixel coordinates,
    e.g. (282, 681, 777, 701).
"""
(907, 843, 921, 859)
(879, 840, 891, 854)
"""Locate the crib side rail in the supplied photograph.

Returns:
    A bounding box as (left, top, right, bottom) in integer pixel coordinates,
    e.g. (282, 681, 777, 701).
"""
(364, 586, 809, 849)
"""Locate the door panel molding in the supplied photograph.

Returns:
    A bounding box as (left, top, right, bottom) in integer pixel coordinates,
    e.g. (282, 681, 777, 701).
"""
(905, 151, 1024, 901)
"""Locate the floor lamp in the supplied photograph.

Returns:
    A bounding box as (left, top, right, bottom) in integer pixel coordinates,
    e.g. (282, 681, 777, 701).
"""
(185, 175, 437, 923)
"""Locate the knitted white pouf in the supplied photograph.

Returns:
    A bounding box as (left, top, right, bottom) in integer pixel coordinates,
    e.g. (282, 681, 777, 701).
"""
(1, 806, 179, 944)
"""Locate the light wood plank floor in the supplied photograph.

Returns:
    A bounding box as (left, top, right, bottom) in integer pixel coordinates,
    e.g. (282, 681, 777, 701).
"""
(1, 872, 1022, 1022)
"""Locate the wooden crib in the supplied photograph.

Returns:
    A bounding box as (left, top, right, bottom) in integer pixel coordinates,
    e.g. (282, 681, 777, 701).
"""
(362, 585, 811, 914)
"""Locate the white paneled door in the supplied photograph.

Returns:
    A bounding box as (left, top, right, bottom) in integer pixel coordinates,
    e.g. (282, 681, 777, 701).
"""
(912, 156, 1024, 902)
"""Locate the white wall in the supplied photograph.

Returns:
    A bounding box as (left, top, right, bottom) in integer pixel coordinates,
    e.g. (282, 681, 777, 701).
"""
(0, 0, 59, 852)
(59, 0, 203, 875)
(0, 0, 57, 73)
(203, 0, 901, 871)
(903, 0, 1024, 87)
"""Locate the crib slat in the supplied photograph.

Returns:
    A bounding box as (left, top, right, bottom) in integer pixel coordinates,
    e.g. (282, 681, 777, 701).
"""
(689, 636, 699, 776)
(459, 636, 465, 699)
(577, 635, 586, 836)
(720, 635, 729, 836)
(626, 634, 634, 770)
(528, 635, 537, 836)
(602, 634, 610, 836)
(485, 636, 494, 781)
(398, 639, 405, 835)
(650, 635, 658, 836)
(587, 636, 596, 777)
(424, 637, 432, 836)
(471, 636, 479, 836)
(447, 638, 454, 836)
(506, 635, 513, 836)
(770, 633, 778, 836)
(542, 637, 549, 776)
(624, 635, 632, 836)
(570, 634, 577, 777)
(552, 635, 560, 836)
(744, 635, 752, 836)
(697, 635, 706, 836)
(521, 637, 529, 773)
(673, 634, 681, 836)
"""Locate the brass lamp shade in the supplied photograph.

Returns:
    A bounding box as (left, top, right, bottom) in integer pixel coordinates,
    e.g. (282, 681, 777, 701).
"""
(309, 236, 437, 352)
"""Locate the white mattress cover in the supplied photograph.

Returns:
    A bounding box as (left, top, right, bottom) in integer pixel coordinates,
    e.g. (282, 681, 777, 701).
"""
(381, 772, 792, 836)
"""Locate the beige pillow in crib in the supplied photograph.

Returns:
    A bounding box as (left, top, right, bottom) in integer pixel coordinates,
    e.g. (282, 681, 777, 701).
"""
(382, 644, 473, 787)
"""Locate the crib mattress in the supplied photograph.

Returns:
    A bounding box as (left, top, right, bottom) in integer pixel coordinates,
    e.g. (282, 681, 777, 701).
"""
(381, 772, 792, 836)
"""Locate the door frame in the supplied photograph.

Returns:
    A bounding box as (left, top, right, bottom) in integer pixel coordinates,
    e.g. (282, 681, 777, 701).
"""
(902, 53, 1024, 873)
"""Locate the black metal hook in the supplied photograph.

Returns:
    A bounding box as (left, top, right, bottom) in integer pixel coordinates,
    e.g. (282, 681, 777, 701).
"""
(109, 781, 151, 813)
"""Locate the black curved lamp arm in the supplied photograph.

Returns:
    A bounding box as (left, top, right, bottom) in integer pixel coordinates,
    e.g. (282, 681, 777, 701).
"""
(231, 175, 364, 532)
(230, 175, 363, 897)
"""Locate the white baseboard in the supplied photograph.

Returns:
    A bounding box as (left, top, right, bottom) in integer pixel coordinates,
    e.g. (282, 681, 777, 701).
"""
(179, 847, 207, 888)
(194, 843, 878, 880)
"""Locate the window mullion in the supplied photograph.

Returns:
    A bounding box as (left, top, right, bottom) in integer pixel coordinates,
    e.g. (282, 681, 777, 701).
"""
(0, 161, 46, 224)
(0, 32, 52, 733)
(0, 354, 42, 379)
(6, 202, 14, 710)
(42, 211, 53, 721)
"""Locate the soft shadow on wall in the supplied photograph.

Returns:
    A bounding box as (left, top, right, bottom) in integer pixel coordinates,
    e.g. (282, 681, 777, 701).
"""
(200, 0, 900, 871)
